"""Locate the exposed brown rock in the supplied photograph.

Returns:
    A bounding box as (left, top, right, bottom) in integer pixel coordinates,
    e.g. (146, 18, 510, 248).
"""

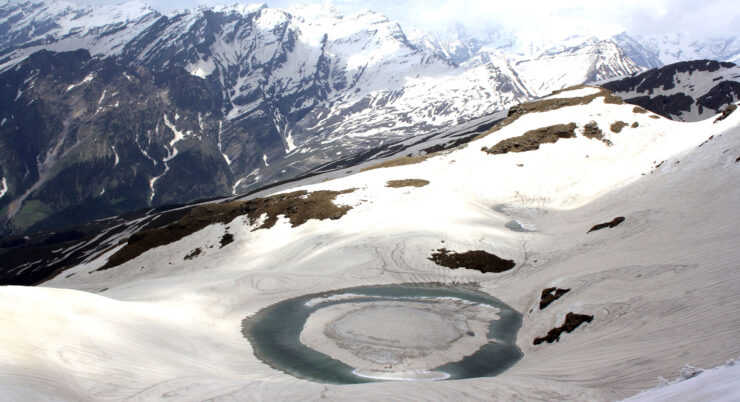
(539, 287, 570, 310)
(98, 189, 355, 270)
(632, 106, 648, 114)
(484, 123, 577, 155)
(220, 233, 234, 248)
(610, 121, 629, 133)
(386, 179, 430, 188)
(587, 216, 626, 233)
(429, 248, 515, 273)
(184, 247, 202, 260)
(631, 122, 639, 128)
(534, 313, 594, 344)
(714, 104, 737, 123)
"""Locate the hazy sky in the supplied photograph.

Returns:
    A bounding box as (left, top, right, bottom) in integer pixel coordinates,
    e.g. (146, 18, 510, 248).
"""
(71, 0, 740, 38)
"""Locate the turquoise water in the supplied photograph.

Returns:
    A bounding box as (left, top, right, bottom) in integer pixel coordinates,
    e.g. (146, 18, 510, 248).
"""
(241, 283, 522, 384)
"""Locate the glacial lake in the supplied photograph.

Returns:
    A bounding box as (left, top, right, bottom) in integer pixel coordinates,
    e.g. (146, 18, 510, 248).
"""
(241, 283, 522, 384)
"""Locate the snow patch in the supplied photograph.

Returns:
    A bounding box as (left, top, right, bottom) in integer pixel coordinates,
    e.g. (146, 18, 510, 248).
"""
(151, 114, 191, 201)
(217, 121, 231, 165)
(0, 177, 8, 199)
(185, 58, 215, 78)
(65, 74, 95, 92)
(111, 145, 119, 166)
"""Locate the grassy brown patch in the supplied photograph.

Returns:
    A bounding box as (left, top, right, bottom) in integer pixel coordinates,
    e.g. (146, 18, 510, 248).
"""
(386, 179, 430, 188)
(582, 121, 603, 140)
(534, 312, 593, 345)
(631, 122, 639, 128)
(483, 123, 577, 155)
(649, 115, 661, 119)
(610, 121, 629, 133)
(98, 189, 355, 270)
(475, 87, 624, 142)
(429, 248, 515, 273)
(539, 287, 570, 310)
(632, 106, 648, 114)
(587, 216, 625, 233)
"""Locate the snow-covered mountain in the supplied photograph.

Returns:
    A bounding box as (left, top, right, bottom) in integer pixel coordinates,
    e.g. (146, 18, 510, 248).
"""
(417, 25, 739, 71)
(632, 33, 740, 66)
(1, 81, 738, 399)
(0, 1, 537, 234)
(513, 39, 640, 97)
(0, 0, 735, 235)
(0, 0, 160, 64)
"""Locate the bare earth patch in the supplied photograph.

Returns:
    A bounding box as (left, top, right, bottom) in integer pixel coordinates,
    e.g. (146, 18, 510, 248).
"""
(534, 313, 593, 345)
(587, 216, 626, 233)
(98, 189, 355, 270)
(386, 179, 430, 188)
(483, 123, 577, 155)
(429, 248, 515, 273)
(632, 106, 648, 114)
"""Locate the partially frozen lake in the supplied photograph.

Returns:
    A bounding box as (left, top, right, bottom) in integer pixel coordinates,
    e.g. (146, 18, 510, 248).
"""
(242, 284, 522, 384)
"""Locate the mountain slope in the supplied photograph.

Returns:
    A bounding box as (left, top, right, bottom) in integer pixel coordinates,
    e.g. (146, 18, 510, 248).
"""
(602, 60, 740, 121)
(0, 86, 738, 399)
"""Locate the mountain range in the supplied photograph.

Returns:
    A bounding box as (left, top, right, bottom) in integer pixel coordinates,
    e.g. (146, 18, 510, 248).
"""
(1, 78, 738, 401)
(0, 0, 737, 235)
